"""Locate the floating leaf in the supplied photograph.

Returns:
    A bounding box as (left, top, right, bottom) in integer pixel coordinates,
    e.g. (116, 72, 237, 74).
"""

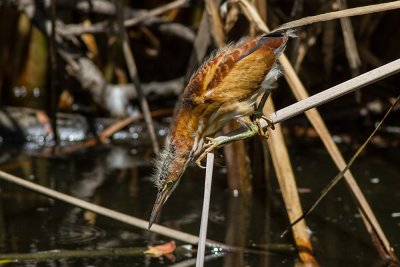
(144, 241, 176, 257)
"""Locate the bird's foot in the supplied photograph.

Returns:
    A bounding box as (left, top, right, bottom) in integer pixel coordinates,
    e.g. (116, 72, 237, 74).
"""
(195, 125, 261, 168)
(195, 137, 223, 168)
(252, 111, 275, 138)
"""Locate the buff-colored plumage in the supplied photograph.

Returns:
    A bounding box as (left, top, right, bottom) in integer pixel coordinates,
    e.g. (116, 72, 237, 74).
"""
(149, 30, 292, 227)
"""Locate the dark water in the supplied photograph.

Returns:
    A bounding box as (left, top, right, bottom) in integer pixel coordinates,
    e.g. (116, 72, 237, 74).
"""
(0, 140, 399, 266)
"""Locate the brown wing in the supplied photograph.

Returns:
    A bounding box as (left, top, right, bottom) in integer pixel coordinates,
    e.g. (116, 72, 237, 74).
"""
(181, 30, 288, 108)
(181, 48, 231, 107)
(204, 32, 288, 103)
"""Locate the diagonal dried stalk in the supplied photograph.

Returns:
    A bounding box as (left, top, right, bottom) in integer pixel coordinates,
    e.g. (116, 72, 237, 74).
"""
(278, 45, 399, 264)
(0, 169, 198, 244)
(283, 96, 400, 237)
(274, 0, 400, 31)
(236, 0, 400, 261)
(0, 168, 294, 256)
(264, 98, 319, 266)
(114, 0, 160, 153)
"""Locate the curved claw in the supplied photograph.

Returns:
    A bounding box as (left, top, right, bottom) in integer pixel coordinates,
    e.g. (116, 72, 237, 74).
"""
(264, 116, 275, 130)
(255, 118, 270, 139)
(195, 137, 219, 168)
(253, 112, 275, 139)
(204, 137, 215, 147)
(195, 156, 207, 168)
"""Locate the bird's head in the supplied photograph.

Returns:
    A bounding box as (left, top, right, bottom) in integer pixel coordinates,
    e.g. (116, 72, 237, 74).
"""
(149, 140, 190, 228)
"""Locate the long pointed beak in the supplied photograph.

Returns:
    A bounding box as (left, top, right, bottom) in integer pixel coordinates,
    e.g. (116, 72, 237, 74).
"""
(148, 183, 173, 229)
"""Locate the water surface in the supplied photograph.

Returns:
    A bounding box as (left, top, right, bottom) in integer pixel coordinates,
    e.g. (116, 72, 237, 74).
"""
(0, 140, 398, 266)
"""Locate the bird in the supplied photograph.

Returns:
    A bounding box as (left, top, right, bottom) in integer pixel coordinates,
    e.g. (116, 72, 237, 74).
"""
(148, 30, 292, 228)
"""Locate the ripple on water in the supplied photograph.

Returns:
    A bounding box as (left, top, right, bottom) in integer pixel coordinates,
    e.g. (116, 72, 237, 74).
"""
(57, 224, 105, 245)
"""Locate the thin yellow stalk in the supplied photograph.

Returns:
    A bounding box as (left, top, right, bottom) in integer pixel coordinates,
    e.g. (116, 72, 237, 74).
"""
(264, 98, 319, 266)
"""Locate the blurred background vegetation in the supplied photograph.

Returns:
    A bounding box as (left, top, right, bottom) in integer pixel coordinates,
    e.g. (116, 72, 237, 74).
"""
(0, 0, 398, 136)
(0, 0, 400, 151)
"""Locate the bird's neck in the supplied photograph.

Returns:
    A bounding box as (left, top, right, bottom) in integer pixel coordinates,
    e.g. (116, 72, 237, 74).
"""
(170, 107, 204, 154)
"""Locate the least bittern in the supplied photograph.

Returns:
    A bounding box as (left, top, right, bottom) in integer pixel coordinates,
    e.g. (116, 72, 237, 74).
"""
(149, 30, 292, 228)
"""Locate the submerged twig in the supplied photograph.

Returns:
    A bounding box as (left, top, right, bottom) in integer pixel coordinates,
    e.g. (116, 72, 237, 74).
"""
(0, 248, 146, 261)
(0, 245, 192, 261)
(282, 96, 400, 237)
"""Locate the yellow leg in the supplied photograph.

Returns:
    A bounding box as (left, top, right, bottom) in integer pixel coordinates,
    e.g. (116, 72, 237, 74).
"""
(195, 123, 259, 168)
(253, 90, 275, 138)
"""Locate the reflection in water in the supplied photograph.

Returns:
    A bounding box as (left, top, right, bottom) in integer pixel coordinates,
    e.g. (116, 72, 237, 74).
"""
(224, 194, 252, 267)
(0, 143, 398, 266)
